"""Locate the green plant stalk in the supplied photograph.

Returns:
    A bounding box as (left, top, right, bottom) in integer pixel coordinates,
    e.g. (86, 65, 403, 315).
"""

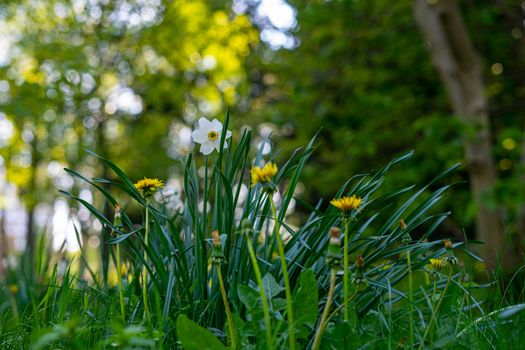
(343, 217, 350, 322)
(200, 155, 208, 301)
(9, 292, 19, 320)
(142, 202, 150, 319)
(270, 198, 296, 350)
(116, 242, 125, 322)
(418, 269, 453, 350)
(217, 266, 237, 350)
(406, 249, 414, 346)
(325, 289, 358, 325)
(312, 268, 336, 350)
(83, 290, 89, 314)
(245, 234, 273, 350)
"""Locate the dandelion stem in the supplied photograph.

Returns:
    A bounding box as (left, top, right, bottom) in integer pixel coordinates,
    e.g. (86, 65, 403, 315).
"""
(325, 289, 358, 325)
(343, 218, 350, 322)
(116, 242, 125, 322)
(245, 231, 273, 350)
(312, 268, 336, 350)
(270, 198, 296, 350)
(9, 292, 19, 320)
(406, 248, 414, 347)
(418, 269, 453, 349)
(142, 201, 150, 320)
(217, 266, 237, 350)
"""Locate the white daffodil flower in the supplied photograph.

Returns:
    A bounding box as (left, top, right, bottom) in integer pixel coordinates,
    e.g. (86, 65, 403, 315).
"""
(191, 117, 232, 155)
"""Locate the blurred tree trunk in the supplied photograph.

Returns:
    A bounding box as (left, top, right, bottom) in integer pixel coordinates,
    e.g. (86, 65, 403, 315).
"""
(25, 138, 41, 277)
(491, 0, 525, 258)
(413, 0, 514, 269)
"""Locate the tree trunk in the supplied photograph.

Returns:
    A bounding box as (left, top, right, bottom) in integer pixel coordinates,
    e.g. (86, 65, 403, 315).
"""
(491, 0, 525, 259)
(413, 0, 514, 270)
(25, 138, 41, 278)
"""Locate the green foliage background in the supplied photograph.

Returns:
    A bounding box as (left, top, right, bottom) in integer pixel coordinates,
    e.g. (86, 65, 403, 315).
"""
(0, 0, 524, 247)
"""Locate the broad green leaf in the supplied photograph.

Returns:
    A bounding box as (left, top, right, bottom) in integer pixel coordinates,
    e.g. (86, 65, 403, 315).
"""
(237, 284, 260, 310)
(262, 273, 284, 298)
(292, 269, 318, 339)
(176, 315, 227, 350)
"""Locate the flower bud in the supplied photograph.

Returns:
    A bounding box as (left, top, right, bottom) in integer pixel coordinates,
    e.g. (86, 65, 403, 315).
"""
(325, 227, 342, 268)
(211, 230, 225, 265)
(329, 227, 341, 244)
(352, 256, 367, 288)
(212, 230, 221, 247)
(356, 255, 364, 269)
(114, 204, 123, 230)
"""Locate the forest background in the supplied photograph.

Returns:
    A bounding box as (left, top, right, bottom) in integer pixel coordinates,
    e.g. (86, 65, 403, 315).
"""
(0, 0, 524, 276)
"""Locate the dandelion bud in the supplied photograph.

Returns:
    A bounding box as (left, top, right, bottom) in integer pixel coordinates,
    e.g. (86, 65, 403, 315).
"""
(443, 239, 453, 249)
(211, 230, 225, 265)
(212, 230, 221, 248)
(329, 227, 341, 244)
(352, 256, 367, 288)
(325, 227, 342, 268)
(114, 204, 123, 229)
(356, 255, 364, 269)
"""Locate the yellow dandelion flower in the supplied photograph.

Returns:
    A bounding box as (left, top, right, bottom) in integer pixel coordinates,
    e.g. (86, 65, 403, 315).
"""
(251, 163, 278, 188)
(330, 195, 362, 214)
(134, 177, 164, 198)
(8, 284, 18, 294)
(429, 258, 448, 270)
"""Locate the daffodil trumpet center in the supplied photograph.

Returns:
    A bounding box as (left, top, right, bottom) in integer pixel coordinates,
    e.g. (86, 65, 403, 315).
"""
(208, 131, 219, 141)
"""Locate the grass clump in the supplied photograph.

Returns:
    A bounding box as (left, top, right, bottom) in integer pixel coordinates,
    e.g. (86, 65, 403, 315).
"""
(1, 113, 524, 349)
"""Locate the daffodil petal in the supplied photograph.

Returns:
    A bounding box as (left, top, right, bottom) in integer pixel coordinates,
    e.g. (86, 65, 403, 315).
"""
(225, 130, 232, 139)
(192, 129, 208, 143)
(210, 118, 223, 131)
(198, 117, 212, 130)
(200, 142, 215, 155)
(212, 140, 220, 152)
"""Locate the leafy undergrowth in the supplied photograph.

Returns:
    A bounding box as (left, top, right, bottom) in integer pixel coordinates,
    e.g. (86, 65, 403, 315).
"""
(1, 115, 524, 349)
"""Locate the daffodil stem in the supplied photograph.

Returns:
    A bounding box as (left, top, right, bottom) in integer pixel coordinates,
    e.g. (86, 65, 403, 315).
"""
(343, 218, 350, 322)
(245, 232, 273, 350)
(270, 198, 296, 350)
(116, 242, 125, 322)
(201, 155, 208, 300)
(142, 202, 150, 319)
(217, 266, 237, 350)
(406, 249, 414, 347)
(418, 269, 453, 350)
(312, 268, 336, 350)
